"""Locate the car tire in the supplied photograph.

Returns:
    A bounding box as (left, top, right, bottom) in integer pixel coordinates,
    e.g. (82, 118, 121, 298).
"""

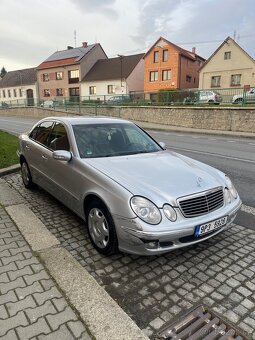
(21, 160, 35, 189)
(234, 98, 243, 104)
(86, 200, 118, 255)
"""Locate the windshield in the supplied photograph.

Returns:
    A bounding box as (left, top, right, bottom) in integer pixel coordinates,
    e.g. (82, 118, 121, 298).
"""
(72, 123, 163, 158)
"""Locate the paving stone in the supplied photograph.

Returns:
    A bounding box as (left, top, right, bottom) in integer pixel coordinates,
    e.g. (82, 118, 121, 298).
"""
(0, 289, 18, 305)
(33, 286, 62, 306)
(23, 270, 50, 285)
(234, 305, 248, 317)
(37, 324, 76, 340)
(67, 320, 91, 339)
(8, 265, 33, 281)
(46, 306, 77, 331)
(1, 253, 25, 266)
(0, 276, 26, 294)
(149, 317, 165, 330)
(237, 287, 252, 297)
(243, 317, 255, 328)
(6, 295, 37, 317)
(0, 262, 17, 275)
(16, 317, 51, 340)
(2, 329, 19, 340)
(26, 300, 57, 323)
(0, 311, 28, 337)
(0, 272, 10, 283)
(224, 310, 240, 323)
(241, 298, 255, 310)
(16, 281, 44, 300)
(0, 304, 8, 319)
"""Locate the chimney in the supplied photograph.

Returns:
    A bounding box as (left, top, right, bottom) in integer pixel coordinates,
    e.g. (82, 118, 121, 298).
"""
(82, 42, 88, 48)
(192, 47, 196, 54)
(67, 46, 73, 50)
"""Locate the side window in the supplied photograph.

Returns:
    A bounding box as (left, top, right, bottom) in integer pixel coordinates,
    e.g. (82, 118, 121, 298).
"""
(48, 123, 70, 151)
(30, 121, 53, 147)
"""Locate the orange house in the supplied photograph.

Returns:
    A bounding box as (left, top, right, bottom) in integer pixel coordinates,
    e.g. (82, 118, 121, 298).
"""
(144, 37, 205, 92)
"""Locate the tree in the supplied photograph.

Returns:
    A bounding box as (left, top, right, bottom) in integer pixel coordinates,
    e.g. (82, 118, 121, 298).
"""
(0, 67, 7, 79)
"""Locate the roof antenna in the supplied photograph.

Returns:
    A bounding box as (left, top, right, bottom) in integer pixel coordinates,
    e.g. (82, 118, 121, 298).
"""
(233, 30, 237, 41)
(74, 30, 77, 47)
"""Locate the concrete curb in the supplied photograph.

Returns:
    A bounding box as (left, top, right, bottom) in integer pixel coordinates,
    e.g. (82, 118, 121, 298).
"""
(0, 163, 20, 177)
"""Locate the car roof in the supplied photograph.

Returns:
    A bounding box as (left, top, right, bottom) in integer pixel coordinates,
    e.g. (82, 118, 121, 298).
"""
(40, 116, 133, 126)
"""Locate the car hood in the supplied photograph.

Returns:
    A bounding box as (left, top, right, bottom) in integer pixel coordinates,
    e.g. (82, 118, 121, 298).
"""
(85, 151, 224, 206)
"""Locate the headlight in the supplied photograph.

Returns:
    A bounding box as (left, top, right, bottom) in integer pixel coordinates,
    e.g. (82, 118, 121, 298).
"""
(163, 204, 177, 221)
(130, 196, 161, 225)
(225, 176, 237, 199)
(224, 188, 231, 204)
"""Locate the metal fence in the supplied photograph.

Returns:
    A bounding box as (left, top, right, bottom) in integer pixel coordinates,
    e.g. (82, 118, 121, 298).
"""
(1, 87, 254, 110)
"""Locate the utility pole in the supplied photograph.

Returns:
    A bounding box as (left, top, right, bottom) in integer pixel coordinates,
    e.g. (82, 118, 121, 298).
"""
(117, 54, 124, 92)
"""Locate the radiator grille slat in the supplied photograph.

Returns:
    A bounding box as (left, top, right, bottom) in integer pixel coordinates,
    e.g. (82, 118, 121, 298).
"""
(178, 188, 224, 218)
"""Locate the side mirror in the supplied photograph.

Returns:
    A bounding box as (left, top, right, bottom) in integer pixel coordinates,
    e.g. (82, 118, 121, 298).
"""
(53, 150, 72, 162)
(159, 142, 166, 150)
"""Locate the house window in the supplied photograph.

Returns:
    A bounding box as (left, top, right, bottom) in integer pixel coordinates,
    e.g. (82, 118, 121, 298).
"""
(56, 88, 63, 96)
(43, 89, 51, 97)
(56, 72, 63, 80)
(224, 51, 231, 60)
(68, 70, 79, 84)
(13, 89, 17, 97)
(150, 71, 158, 82)
(108, 85, 114, 94)
(186, 75, 192, 83)
(163, 50, 168, 62)
(162, 70, 171, 81)
(231, 74, 241, 86)
(43, 73, 49, 81)
(89, 86, 96, 95)
(8, 90, 11, 98)
(153, 51, 159, 63)
(19, 89, 22, 97)
(69, 87, 80, 96)
(211, 76, 221, 87)
(3, 90, 6, 98)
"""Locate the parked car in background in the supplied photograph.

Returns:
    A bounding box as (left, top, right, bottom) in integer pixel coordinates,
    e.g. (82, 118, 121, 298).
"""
(183, 90, 222, 105)
(232, 88, 255, 104)
(107, 95, 131, 105)
(0, 102, 9, 109)
(40, 100, 55, 108)
(18, 117, 241, 256)
(198, 90, 222, 104)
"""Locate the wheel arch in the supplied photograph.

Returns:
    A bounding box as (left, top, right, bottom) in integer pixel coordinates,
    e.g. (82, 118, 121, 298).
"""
(83, 193, 111, 221)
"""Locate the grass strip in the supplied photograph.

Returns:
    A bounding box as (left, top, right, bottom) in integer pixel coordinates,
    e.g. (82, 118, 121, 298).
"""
(0, 131, 18, 169)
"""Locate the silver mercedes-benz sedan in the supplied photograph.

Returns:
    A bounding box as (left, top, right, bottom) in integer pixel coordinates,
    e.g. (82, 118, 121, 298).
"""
(18, 116, 242, 256)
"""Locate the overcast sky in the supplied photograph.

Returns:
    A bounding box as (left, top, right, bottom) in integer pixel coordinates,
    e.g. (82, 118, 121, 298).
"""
(1, 0, 254, 72)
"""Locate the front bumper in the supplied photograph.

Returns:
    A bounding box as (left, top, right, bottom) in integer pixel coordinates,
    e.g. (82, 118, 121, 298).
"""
(114, 198, 242, 256)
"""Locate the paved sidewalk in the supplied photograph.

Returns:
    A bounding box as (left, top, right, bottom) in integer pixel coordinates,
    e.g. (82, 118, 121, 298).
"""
(0, 205, 92, 340)
(0, 178, 148, 340)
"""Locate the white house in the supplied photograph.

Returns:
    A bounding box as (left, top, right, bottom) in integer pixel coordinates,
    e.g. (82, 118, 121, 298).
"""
(0, 68, 37, 106)
(81, 53, 144, 100)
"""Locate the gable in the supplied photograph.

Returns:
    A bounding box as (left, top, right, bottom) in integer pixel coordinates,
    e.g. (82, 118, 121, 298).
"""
(200, 38, 255, 73)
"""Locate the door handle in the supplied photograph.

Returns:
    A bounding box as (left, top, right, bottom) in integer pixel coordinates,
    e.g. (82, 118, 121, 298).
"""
(42, 154, 48, 160)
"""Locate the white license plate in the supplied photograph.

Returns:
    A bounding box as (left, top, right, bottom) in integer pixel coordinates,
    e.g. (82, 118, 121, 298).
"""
(195, 216, 228, 237)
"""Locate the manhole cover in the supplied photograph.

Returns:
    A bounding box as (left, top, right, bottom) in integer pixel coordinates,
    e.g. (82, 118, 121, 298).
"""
(155, 305, 248, 340)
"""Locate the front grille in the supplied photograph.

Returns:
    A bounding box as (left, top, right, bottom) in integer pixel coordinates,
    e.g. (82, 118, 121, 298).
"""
(178, 187, 224, 218)
(155, 305, 248, 340)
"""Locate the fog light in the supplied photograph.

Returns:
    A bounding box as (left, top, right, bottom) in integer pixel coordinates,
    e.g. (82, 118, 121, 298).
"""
(145, 241, 159, 249)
